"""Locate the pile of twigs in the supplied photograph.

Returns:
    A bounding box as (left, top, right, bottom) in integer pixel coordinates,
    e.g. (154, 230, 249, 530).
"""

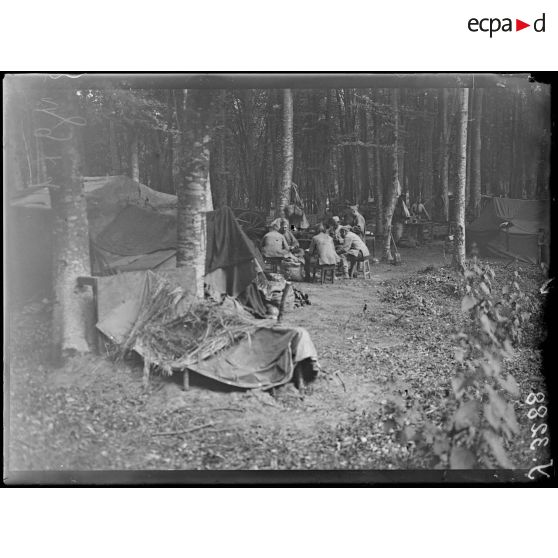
(119, 272, 272, 375)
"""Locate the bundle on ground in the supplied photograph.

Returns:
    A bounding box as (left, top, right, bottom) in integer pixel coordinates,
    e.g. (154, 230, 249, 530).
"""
(118, 271, 272, 375)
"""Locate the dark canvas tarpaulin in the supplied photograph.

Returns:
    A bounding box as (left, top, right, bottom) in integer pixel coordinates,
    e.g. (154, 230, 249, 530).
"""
(237, 282, 269, 318)
(92, 204, 266, 296)
(93, 204, 262, 270)
(186, 327, 318, 389)
(204, 207, 266, 297)
(95, 205, 176, 256)
(96, 270, 318, 390)
(205, 207, 256, 273)
(468, 197, 549, 264)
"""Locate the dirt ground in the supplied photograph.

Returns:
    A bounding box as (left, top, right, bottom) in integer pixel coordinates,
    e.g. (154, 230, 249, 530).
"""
(6, 241, 551, 472)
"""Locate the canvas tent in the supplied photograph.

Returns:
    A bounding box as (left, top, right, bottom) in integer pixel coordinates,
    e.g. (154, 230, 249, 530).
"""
(467, 197, 549, 264)
(10, 176, 267, 301)
(9, 176, 319, 390)
(91, 203, 266, 298)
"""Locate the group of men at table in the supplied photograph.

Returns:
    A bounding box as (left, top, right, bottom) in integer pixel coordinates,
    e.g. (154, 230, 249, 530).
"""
(260, 208, 369, 280)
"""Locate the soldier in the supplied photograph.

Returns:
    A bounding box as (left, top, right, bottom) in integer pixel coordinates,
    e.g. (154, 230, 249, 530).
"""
(304, 224, 339, 281)
(261, 221, 290, 258)
(337, 226, 370, 278)
(348, 205, 366, 238)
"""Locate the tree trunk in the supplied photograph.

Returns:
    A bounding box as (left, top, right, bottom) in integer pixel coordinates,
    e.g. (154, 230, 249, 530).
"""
(211, 90, 229, 209)
(278, 88, 294, 217)
(382, 89, 400, 261)
(453, 88, 469, 270)
(373, 109, 384, 236)
(108, 119, 120, 175)
(465, 89, 473, 210)
(129, 127, 140, 182)
(470, 88, 483, 219)
(36, 88, 93, 361)
(359, 102, 371, 204)
(438, 88, 450, 221)
(151, 129, 164, 191)
(176, 90, 214, 298)
(171, 89, 186, 192)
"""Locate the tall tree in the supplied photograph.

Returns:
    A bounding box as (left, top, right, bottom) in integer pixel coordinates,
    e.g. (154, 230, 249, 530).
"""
(382, 89, 401, 261)
(278, 88, 294, 216)
(437, 88, 450, 221)
(371, 95, 384, 236)
(470, 87, 483, 219)
(34, 85, 93, 360)
(359, 99, 371, 204)
(176, 89, 215, 297)
(128, 126, 140, 182)
(453, 88, 469, 270)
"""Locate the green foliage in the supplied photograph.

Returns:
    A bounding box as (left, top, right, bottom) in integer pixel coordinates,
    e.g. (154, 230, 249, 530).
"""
(447, 260, 533, 468)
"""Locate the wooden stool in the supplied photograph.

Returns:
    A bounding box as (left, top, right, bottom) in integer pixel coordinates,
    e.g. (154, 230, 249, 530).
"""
(264, 257, 284, 273)
(313, 264, 335, 284)
(350, 256, 371, 279)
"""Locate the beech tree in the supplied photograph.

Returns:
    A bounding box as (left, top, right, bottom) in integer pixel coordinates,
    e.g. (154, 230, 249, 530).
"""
(176, 89, 215, 297)
(437, 88, 450, 221)
(453, 87, 469, 270)
(382, 89, 401, 262)
(470, 88, 483, 219)
(278, 88, 294, 216)
(34, 83, 94, 360)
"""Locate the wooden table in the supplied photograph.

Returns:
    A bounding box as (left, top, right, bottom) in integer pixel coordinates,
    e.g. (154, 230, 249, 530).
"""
(404, 220, 434, 244)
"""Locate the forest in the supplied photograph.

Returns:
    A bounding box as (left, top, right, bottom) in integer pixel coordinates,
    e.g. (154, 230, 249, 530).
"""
(6, 75, 551, 215)
(4, 74, 553, 477)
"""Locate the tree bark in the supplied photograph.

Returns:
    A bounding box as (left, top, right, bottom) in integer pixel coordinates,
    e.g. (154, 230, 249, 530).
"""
(372, 108, 384, 236)
(129, 126, 140, 182)
(108, 119, 120, 175)
(211, 89, 229, 209)
(438, 88, 450, 221)
(470, 88, 483, 219)
(278, 88, 294, 216)
(465, 89, 473, 210)
(359, 101, 371, 204)
(36, 88, 93, 361)
(382, 89, 401, 261)
(453, 88, 469, 270)
(176, 90, 215, 298)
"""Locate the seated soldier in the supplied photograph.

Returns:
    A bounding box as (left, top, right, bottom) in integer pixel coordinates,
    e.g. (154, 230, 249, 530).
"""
(304, 224, 340, 281)
(261, 221, 290, 259)
(337, 226, 370, 278)
(329, 216, 343, 246)
(279, 218, 300, 252)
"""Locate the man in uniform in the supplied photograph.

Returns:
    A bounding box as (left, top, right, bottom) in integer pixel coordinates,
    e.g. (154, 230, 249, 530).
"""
(348, 205, 366, 238)
(304, 224, 339, 281)
(278, 218, 300, 252)
(337, 226, 370, 278)
(261, 221, 290, 258)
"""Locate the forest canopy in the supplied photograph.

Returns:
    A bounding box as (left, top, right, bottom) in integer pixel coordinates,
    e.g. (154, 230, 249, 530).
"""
(5, 74, 551, 222)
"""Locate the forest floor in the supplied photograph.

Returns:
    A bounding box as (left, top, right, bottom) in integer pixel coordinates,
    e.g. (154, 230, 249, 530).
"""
(6, 241, 551, 474)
